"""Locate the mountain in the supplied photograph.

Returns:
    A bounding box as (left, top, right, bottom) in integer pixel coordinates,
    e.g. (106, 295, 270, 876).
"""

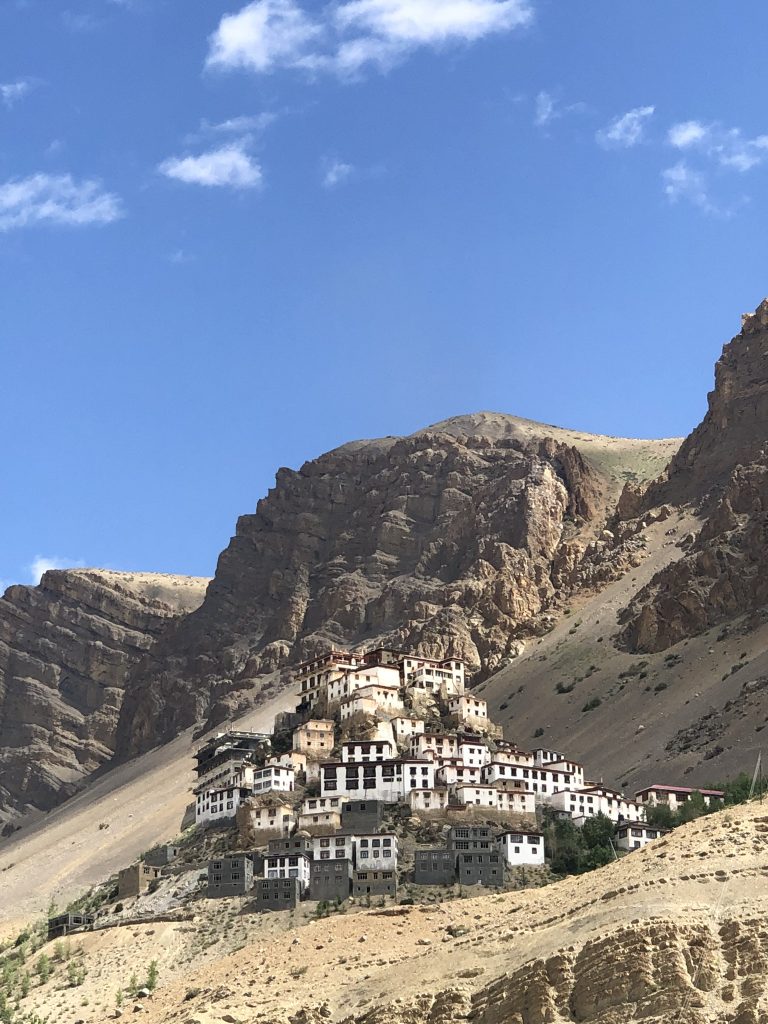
(114, 420, 678, 761)
(0, 569, 208, 830)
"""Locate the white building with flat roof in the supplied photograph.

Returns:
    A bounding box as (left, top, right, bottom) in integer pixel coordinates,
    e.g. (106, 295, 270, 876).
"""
(634, 785, 724, 812)
(410, 733, 460, 762)
(449, 694, 488, 722)
(392, 716, 426, 743)
(455, 784, 535, 815)
(195, 785, 251, 825)
(312, 834, 354, 861)
(408, 787, 450, 813)
(354, 833, 398, 870)
(252, 765, 295, 795)
(293, 720, 335, 756)
(615, 823, 669, 851)
(327, 666, 402, 707)
(458, 740, 491, 768)
(321, 759, 435, 802)
(498, 831, 545, 867)
(264, 852, 311, 891)
(550, 787, 645, 824)
(341, 739, 396, 763)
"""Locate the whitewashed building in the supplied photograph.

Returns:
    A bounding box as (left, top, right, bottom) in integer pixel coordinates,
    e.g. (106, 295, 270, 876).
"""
(391, 716, 426, 743)
(550, 786, 645, 824)
(634, 784, 724, 813)
(408, 787, 450, 813)
(327, 666, 401, 706)
(264, 852, 311, 891)
(252, 765, 295, 794)
(458, 740, 491, 768)
(436, 762, 483, 787)
(615, 823, 669, 851)
(354, 833, 398, 870)
(312, 834, 354, 861)
(482, 760, 580, 802)
(455, 784, 535, 815)
(401, 657, 465, 695)
(340, 739, 396, 763)
(195, 785, 251, 825)
(321, 759, 435, 802)
(295, 651, 360, 709)
(449, 694, 488, 722)
(410, 733, 460, 762)
(498, 830, 545, 867)
(241, 801, 296, 837)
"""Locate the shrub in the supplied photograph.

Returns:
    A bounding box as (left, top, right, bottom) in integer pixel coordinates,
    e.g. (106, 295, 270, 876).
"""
(581, 697, 601, 712)
(533, 727, 545, 738)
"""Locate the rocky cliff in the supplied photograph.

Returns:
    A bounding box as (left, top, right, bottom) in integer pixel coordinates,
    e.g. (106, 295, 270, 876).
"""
(619, 300, 768, 652)
(0, 569, 208, 829)
(117, 421, 676, 759)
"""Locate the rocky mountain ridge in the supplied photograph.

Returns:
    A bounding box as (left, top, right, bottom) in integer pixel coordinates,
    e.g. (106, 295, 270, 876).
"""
(0, 569, 208, 829)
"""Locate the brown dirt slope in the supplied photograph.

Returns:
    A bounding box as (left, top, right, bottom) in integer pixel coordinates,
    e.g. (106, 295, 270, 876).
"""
(16, 799, 768, 1024)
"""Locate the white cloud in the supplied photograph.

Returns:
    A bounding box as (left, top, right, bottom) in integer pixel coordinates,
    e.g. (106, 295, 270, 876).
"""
(662, 161, 713, 212)
(0, 80, 32, 108)
(159, 142, 263, 189)
(596, 105, 655, 148)
(668, 119, 768, 173)
(533, 90, 555, 127)
(322, 159, 355, 187)
(0, 173, 124, 231)
(29, 556, 85, 585)
(206, 0, 533, 77)
(201, 113, 277, 135)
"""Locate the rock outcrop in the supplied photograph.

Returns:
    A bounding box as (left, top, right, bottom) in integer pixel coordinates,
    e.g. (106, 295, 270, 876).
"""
(0, 569, 208, 827)
(620, 300, 768, 651)
(117, 429, 617, 758)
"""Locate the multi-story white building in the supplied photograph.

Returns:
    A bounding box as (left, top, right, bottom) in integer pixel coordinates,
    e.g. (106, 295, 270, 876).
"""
(195, 785, 251, 825)
(264, 852, 312, 891)
(481, 760, 580, 802)
(321, 759, 435, 802)
(458, 740, 491, 768)
(408, 787, 450, 813)
(634, 785, 724, 813)
(410, 733, 460, 762)
(403, 658, 466, 697)
(436, 762, 483, 787)
(494, 745, 535, 767)
(312, 834, 354, 861)
(498, 830, 545, 867)
(295, 651, 361, 710)
(550, 786, 645, 824)
(354, 833, 398, 870)
(240, 801, 296, 837)
(455, 784, 535, 815)
(391, 716, 426, 743)
(615, 823, 669, 851)
(297, 809, 342, 831)
(326, 666, 401, 707)
(293, 720, 335, 756)
(449, 694, 488, 723)
(341, 739, 396, 763)
(337, 683, 404, 718)
(300, 795, 343, 816)
(252, 765, 295, 794)
(266, 751, 308, 774)
(533, 748, 568, 767)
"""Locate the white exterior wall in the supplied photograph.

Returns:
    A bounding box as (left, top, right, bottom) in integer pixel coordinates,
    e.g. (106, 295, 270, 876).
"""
(550, 789, 645, 824)
(252, 765, 295, 794)
(392, 717, 426, 742)
(455, 785, 535, 814)
(449, 695, 488, 720)
(354, 833, 398, 870)
(266, 751, 308, 774)
(635, 788, 722, 812)
(245, 803, 296, 836)
(327, 667, 401, 706)
(265, 853, 312, 890)
(408, 788, 450, 812)
(615, 825, 667, 851)
(482, 761, 578, 802)
(533, 748, 567, 766)
(321, 759, 435, 802)
(301, 796, 342, 815)
(195, 786, 249, 825)
(410, 734, 459, 760)
(458, 742, 491, 768)
(339, 695, 380, 720)
(499, 832, 545, 867)
(436, 763, 483, 786)
(297, 810, 342, 831)
(312, 834, 354, 861)
(341, 740, 396, 763)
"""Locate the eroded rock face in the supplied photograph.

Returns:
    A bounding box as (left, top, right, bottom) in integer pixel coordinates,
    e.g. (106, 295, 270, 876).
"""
(0, 569, 208, 827)
(117, 432, 607, 758)
(647, 298, 768, 509)
(621, 462, 768, 652)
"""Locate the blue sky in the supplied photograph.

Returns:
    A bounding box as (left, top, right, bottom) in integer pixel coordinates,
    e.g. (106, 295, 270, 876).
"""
(2, 1, 768, 587)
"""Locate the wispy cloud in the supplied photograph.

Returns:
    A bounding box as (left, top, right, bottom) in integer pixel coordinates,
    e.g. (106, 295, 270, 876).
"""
(322, 158, 355, 187)
(662, 161, 712, 212)
(596, 105, 655, 148)
(159, 142, 263, 189)
(0, 80, 33, 109)
(29, 555, 85, 585)
(200, 113, 277, 136)
(668, 119, 768, 173)
(532, 89, 585, 130)
(206, 0, 534, 77)
(0, 174, 124, 231)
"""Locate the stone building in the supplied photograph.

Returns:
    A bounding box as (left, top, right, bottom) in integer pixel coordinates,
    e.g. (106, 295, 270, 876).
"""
(207, 855, 254, 898)
(456, 849, 504, 887)
(353, 869, 397, 898)
(414, 848, 457, 885)
(143, 844, 180, 867)
(310, 858, 352, 902)
(354, 832, 397, 870)
(254, 877, 302, 911)
(292, 720, 335, 755)
(118, 861, 162, 899)
(340, 799, 382, 833)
